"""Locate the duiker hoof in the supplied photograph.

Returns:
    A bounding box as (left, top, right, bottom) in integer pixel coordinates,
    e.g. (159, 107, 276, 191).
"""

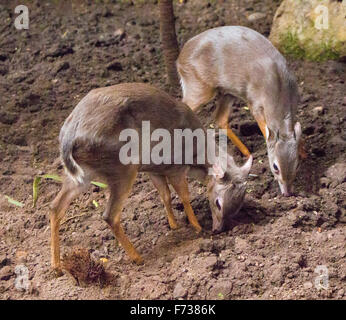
(194, 225, 202, 234)
(133, 256, 144, 265)
(52, 267, 64, 278)
(169, 222, 179, 230)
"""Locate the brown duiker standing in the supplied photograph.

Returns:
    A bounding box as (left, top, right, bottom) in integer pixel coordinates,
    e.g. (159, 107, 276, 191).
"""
(177, 26, 305, 196)
(50, 83, 252, 275)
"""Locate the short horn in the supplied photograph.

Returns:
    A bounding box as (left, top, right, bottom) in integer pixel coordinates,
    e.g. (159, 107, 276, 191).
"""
(241, 155, 253, 176)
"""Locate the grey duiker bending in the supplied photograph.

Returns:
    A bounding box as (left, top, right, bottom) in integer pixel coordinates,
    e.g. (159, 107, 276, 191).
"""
(50, 83, 252, 274)
(177, 26, 304, 196)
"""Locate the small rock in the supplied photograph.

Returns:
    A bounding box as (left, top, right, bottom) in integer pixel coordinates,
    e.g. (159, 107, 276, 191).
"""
(173, 282, 187, 298)
(91, 250, 101, 260)
(95, 33, 122, 47)
(29, 104, 41, 113)
(325, 162, 346, 186)
(199, 239, 214, 252)
(312, 106, 324, 117)
(201, 255, 218, 270)
(106, 61, 123, 71)
(234, 237, 249, 254)
(138, 17, 155, 27)
(247, 12, 266, 22)
(209, 279, 233, 299)
(270, 267, 285, 286)
(101, 7, 112, 17)
(46, 43, 74, 58)
(18, 92, 40, 108)
(54, 61, 70, 74)
(301, 93, 314, 103)
(303, 281, 313, 290)
(15, 251, 28, 264)
(114, 28, 125, 40)
(273, 255, 281, 263)
(12, 135, 27, 146)
(0, 266, 13, 281)
(0, 281, 11, 294)
(12, 72, 27, 83)
(337, 289, 344, 297)
(0, 111, 18, 125)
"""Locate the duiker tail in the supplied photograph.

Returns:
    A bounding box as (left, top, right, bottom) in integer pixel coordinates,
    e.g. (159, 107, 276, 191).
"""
(60, 130, 85, 185)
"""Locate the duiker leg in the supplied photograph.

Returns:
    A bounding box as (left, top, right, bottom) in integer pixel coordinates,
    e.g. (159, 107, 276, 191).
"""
(251, 108, 267, 139)
(215, 94, 250, 157)
(103, 169, 143, 264)
(168, 172, 202, 233)
(50, 177, 86, 275)
(149, 174, 178, 230)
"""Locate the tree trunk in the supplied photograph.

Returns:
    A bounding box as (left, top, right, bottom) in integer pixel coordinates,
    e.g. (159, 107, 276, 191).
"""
(159, 0, 180, 88)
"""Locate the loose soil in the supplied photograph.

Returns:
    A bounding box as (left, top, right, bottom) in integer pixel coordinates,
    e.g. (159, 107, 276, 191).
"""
(0, 0, 345, 300)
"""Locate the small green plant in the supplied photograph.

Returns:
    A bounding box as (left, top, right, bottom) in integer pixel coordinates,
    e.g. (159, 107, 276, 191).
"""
(279, 30, 341, 61)
(32, 174, 108, 207)
(315, 41, 340, 61)
(32, 174, 62, 207)
(280, 31, 306, 59)
(4, 195, 24, 208)
(90, 181, 108, 189)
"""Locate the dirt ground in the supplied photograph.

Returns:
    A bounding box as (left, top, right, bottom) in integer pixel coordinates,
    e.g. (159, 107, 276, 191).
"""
(0, 0, 345, 300)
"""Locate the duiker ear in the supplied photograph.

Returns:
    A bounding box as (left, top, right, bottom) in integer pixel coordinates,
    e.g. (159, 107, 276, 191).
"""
(294, 122, 302, 141)
(265, 125, 275, 142)
(241, 155, 253, 177)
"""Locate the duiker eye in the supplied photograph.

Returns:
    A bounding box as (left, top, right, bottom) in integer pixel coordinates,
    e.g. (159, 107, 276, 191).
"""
(215, 199, 221, 210)
(273, 163, 279, 173)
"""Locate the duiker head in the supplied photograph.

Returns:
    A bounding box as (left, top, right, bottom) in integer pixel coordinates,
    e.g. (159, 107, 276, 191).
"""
(266, 122, 302, 196)
(208, 155, 253, 233)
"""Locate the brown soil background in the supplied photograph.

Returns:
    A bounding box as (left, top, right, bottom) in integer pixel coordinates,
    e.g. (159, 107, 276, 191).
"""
(0, 0, 345, 300)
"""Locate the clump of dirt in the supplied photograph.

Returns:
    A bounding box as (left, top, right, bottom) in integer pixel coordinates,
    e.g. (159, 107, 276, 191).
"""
(62, 248, 107, 286)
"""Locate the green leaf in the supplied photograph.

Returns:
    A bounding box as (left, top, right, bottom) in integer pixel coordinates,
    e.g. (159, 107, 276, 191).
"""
(92, 200, 99, 208)
(91, 181, 108, 189)
(32, 173, 107, 208)
(217, 292, 224, 299)
(32, 174, 62, 207)
(41, 174, 63, 182)
(5, 195, 24, 208)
